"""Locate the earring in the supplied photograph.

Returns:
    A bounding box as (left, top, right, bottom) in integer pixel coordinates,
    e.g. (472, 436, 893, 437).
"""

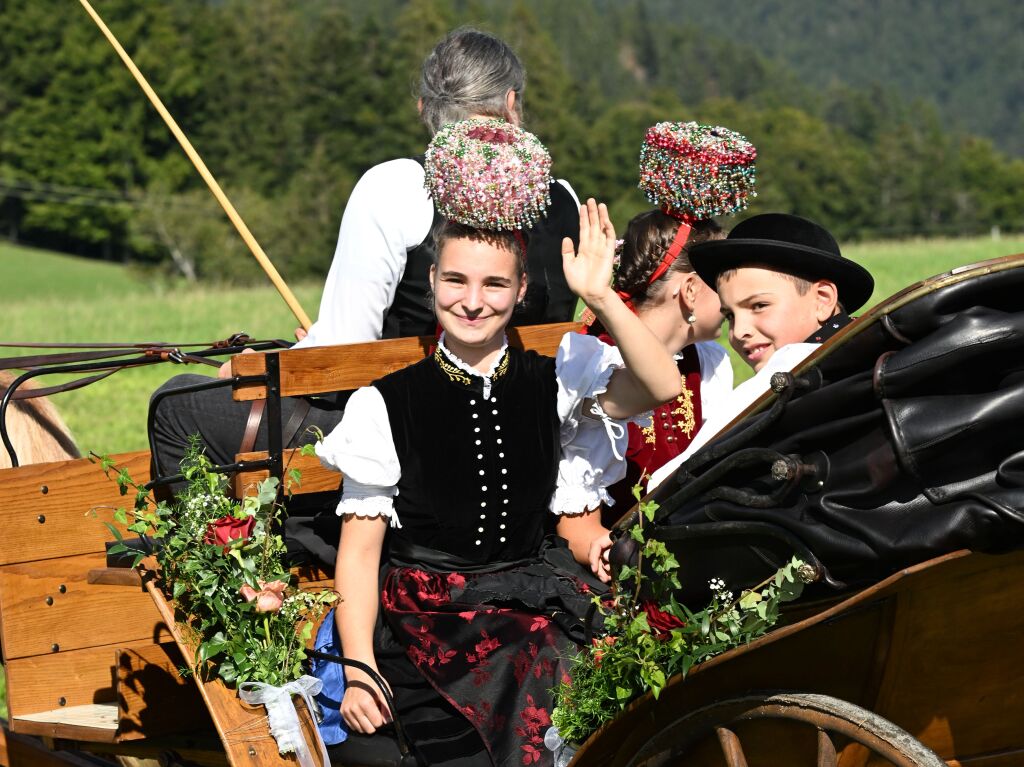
(686, 312, 697, 325)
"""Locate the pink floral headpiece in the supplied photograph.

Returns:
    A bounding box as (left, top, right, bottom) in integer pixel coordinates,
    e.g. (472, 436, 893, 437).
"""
(424, 118, 553, 231)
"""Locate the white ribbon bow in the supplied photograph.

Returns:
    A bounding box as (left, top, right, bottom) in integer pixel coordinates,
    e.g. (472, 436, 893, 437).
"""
(587, 401, 627, 460)
(239, 675, 330, 767)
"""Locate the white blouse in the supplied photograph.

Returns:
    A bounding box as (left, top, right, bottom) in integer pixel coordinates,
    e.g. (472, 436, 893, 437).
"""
(316, 332, 636, 527)
(551, 340, 734, 513)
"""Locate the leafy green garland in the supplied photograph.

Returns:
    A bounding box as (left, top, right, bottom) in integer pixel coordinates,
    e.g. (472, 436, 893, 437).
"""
(550, 491, 813, 745)
(98, 438, 337, 687)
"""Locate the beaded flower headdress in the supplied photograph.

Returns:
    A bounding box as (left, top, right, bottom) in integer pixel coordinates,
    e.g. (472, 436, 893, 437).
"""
(423, 118, 553, 231)
(632, 121, 757, 293)
(638, 121, 757, 223)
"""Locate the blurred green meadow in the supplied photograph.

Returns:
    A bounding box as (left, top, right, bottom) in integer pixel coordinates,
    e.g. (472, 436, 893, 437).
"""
(3, 234, 1023, 455)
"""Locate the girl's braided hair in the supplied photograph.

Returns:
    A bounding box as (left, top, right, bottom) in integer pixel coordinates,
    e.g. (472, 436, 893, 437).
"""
(614, 211, 724, 309)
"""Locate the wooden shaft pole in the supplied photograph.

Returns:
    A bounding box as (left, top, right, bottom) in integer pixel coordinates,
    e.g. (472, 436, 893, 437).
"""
(78, 0, 313, 330)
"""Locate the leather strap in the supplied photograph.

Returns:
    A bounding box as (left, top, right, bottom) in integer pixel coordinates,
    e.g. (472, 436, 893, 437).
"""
(281, 398, 312, 448)
(239, 400, 267, 455)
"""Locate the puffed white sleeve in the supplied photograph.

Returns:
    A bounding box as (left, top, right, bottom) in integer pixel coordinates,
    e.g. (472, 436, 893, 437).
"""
(550, 333, 647, 515)
(695, 341, 734, 422)
(314, 386, 403, 527)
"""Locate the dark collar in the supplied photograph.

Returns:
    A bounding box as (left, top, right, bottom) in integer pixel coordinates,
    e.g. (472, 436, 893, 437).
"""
(805, 312, 852, 344)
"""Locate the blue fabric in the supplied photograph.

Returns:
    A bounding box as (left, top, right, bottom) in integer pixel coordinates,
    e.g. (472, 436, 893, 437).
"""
(310, 608, 348, 744)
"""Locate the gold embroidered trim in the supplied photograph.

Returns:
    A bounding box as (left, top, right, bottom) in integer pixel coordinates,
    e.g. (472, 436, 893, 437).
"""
(671, 375, 696, 438)
(433, 347, 510, 387)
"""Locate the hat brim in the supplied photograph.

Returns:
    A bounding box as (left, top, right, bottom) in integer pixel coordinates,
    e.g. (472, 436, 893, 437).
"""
(690, 238, 875, 313)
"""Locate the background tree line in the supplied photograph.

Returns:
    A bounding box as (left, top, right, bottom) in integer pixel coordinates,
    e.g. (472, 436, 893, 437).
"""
(1, 0, 1021, 284)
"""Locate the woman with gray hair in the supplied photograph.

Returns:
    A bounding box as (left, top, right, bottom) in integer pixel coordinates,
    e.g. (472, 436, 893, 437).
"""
(149, 27, 581, 561)
(295, 26, 581, 346)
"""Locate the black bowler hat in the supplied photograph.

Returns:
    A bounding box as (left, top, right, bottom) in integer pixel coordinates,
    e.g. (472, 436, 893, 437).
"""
(689, 213, 875, 312)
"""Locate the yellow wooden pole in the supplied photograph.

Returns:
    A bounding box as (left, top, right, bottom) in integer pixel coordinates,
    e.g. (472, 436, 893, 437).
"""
(78, 0, 313, 330)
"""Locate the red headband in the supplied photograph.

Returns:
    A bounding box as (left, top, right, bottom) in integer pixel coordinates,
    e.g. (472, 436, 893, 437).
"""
(645, 219, 692, 288)
(584, 218, 692, 328)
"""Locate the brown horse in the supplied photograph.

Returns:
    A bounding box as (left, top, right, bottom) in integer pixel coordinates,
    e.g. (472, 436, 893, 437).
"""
(0, 371, 80, 469)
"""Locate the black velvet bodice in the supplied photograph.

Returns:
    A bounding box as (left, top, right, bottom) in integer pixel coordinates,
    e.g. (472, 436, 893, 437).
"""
(373, 347, 559, 564)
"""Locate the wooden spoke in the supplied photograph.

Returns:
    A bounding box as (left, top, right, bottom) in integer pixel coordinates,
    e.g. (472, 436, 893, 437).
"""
(715, 726, 750, 767)
(817, 728, 838, 767)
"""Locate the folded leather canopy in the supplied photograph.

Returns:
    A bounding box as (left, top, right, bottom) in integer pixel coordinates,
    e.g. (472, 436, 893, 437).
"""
(650, 259, 1024, 601)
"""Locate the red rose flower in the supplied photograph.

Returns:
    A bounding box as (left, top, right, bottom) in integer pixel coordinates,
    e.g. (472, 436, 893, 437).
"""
(204, 515, 255, 553)
(642, 601, 685, 638)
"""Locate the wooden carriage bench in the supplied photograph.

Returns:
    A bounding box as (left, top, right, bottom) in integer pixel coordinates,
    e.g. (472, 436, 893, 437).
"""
(0, 322, 578, 767)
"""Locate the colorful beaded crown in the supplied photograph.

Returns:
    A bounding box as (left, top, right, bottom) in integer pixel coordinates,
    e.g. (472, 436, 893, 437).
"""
(424, 118, 552, 231)
(638, 121, 757, 222)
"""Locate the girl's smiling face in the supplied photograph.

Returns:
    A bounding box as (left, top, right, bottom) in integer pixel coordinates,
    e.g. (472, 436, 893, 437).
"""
(718, 267, 838, 371)
(430, 235, 527, 364)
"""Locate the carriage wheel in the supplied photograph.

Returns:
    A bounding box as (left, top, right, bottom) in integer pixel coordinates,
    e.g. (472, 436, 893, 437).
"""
(625, 692, 945, 767)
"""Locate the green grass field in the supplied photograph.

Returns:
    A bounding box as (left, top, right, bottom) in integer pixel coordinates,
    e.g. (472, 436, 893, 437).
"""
(3, 234, 1023, 455)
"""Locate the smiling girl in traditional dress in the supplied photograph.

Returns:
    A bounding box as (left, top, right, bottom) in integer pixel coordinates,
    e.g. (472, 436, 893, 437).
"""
(316, 119, 680, 767)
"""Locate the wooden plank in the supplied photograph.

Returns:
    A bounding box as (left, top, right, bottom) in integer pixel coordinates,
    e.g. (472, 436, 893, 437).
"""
(0, 720, 110, 767)
(0, 553, 169, 661)
(146, 580, 326, 767)
(6, 640, 158, 727)
(115, 643, 213, 741)
(0, 452, 150, 566)
(232, 321, 579, 401)
(232, 450, 341, 498)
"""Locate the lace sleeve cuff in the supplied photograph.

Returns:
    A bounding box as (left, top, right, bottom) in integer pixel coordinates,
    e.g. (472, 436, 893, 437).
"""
(335, 480, 401, 528)
(549, 481, 613, 516)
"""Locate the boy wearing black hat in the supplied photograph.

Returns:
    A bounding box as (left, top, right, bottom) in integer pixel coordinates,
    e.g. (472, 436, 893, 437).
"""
(648, 213, 874, 490)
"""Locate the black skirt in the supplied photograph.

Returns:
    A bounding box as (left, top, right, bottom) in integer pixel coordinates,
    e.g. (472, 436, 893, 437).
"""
(377, 537, 605, 767)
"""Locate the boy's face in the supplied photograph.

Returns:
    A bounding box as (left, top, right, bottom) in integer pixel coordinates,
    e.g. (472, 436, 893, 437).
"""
(718, 267, 835, 372)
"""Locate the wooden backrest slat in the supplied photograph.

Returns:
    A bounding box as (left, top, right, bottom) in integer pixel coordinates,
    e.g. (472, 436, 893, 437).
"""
(232, 321, 580, 401)
(0, 451, 149, 566)
(233, 450, 341, 497)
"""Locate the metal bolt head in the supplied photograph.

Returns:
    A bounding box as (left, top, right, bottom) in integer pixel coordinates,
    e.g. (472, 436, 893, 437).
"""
(51, 643, 60, 652)
(45, 596, 53, 606)
(40, 485, 48, 495)
(37, 514, 46, 524)
(771, 459, 795, 481)
(58, 697, 66, 706)
(58, 584, 67, 593)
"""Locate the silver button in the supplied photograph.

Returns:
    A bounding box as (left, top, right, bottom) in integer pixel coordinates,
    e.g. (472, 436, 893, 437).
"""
(475, 540, 481, 546)
(481, 501, 487, 507)
(470, 399, 476, 405)
(503, 499, 509, 504)
(501, 511, 507, 517)
(476, 439, 481, 445)
(479, 469, 485, 476)
(499, 537, 506, 543)
(492, 409, 498, 415)
(499, 452, 505, 458)
(474, 427, 481, 433)
(477, 453, 484, 460)
(496, 438, 503, 445)
(482, 486, 488, 491)
(480, 514, 486, 520)
(502, 484, 508, 490)
(472, 413, 479, 419)
(478, 527, 484, 533)
(490, 397, 497, 403)
(495, 425, 501, 431)
(501, 468, 508, 475)
(499, 524, 506, 530)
